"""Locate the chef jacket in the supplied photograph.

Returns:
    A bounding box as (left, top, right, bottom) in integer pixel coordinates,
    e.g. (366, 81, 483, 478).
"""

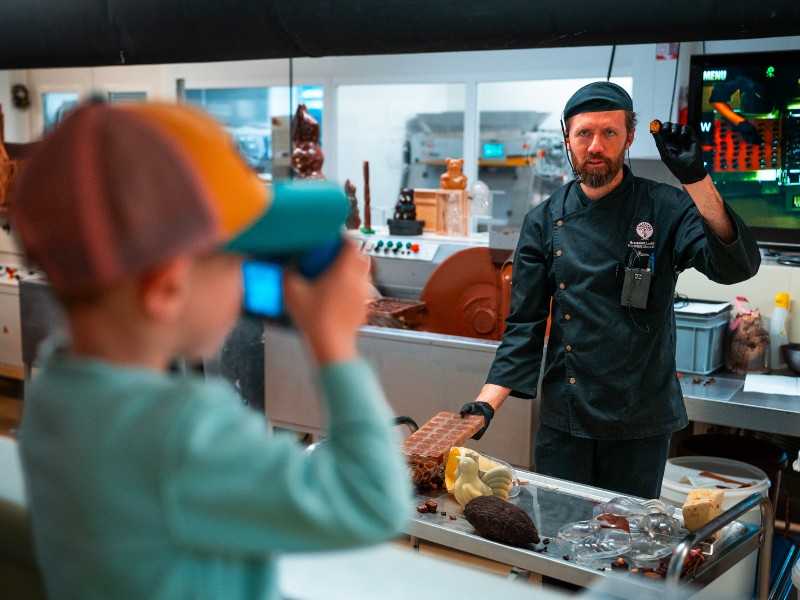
(487, 167, 761, 440)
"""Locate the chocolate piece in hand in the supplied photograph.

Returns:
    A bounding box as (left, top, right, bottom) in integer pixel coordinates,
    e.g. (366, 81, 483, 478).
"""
(650, 121, 707, 184)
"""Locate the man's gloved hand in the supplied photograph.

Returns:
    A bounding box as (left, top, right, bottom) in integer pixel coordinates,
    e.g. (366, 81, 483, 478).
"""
(732, 120, 763, 145)
(459, 401, 495, 440)
(651, 121, 707, 185)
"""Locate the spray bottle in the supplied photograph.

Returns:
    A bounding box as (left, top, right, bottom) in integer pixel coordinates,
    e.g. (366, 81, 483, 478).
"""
(769, 292, 790, 371)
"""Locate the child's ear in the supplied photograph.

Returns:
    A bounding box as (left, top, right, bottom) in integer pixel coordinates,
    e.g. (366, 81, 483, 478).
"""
(138, 256, 192, 321)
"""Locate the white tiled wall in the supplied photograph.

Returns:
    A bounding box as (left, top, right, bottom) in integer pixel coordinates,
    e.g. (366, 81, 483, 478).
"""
(675, 260, 800, 342)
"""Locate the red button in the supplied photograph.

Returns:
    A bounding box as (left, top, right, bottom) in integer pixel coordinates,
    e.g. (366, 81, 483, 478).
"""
(410, 244, 420, 253)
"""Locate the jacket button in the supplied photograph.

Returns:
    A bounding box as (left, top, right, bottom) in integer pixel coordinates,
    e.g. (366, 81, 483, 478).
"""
(556, 250, 563, 257)
(559, 283, 566, 290)
(556, 220, 564, 227)
(565, 345, 572, 351)
(564, 314, 571, 321)
(569, 377, 576, 384)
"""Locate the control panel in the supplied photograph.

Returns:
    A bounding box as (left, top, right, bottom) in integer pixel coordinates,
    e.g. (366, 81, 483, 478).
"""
(714, 118, 781, 174)
(359, 237, 439, 261)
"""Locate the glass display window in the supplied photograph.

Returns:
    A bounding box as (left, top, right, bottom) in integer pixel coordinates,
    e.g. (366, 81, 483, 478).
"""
(335, 83, 466, 224)
(186, 85, 323, 179)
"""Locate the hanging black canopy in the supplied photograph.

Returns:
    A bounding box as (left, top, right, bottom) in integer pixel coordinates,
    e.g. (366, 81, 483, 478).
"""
(0, 1, 797, 69)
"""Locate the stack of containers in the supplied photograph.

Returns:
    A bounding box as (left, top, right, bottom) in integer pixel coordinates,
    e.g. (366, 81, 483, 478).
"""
(674, 300, 732, 374)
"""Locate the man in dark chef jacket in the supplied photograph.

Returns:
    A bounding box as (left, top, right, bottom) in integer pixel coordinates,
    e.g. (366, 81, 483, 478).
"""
(460, 81, 761, 499)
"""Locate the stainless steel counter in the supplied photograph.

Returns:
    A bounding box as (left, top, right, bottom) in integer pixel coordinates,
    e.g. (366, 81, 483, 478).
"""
(263, 324, 539, 467)
(264, 322, 799, 469)
(406, 468, 768, 599)
(680, 374, 800, 437)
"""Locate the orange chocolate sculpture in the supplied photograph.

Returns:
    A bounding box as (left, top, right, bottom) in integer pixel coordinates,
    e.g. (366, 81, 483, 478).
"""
(440, 157, 467, 190)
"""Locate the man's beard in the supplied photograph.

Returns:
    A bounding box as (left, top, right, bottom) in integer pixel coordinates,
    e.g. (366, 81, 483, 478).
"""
(574, 149, 625, 188)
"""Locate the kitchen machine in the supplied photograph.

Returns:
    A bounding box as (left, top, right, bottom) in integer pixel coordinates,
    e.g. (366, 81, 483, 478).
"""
(263, 228, 543, 468)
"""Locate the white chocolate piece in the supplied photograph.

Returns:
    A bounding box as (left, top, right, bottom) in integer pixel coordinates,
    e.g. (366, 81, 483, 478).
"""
(683, 489, 724, 540)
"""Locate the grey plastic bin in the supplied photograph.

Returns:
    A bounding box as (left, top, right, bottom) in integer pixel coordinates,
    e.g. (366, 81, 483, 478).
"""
(675, 301, 731, 374)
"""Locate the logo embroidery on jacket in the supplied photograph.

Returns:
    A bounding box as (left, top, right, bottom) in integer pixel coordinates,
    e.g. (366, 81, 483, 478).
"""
(629, 221, 655, 250)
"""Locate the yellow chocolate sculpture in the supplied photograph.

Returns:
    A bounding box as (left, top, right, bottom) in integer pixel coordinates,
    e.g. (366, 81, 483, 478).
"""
(446, 447, 514, 501)
(453, 455, 493, 507)
(481, 465, 514, 501)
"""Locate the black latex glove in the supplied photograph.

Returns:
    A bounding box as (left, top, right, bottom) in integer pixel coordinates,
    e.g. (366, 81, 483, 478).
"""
(732, 120, 763, 145)
(651, 121, 707, 185)
(459, 401, 495, 440)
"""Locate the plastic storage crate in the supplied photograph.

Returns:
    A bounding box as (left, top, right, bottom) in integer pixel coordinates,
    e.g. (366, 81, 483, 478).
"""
(674, 301, 731, 374)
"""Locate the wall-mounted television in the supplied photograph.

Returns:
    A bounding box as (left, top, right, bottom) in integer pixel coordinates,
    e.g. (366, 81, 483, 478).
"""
(687, 50, 800, 251)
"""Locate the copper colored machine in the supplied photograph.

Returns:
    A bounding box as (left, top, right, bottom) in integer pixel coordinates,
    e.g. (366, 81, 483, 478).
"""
(366, 242, 551, 342)
(364, 243, 513, 340)
(417, 246, 513, 341)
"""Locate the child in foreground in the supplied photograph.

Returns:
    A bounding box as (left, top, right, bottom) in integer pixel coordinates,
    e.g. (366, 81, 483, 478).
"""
(10, 101, 411, 599)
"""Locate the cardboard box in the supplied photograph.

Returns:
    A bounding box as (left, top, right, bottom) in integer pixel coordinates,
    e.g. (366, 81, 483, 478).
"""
(412, 188, 469, 236)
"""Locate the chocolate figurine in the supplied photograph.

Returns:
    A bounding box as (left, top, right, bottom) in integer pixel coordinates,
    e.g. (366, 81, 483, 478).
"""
(387, 187, 424, 236)
(440, 157, 467, 190)
(290, 104, 324, 180)
(393, 188, 416, 220)
(361, 161, 374, 233)
(344, 179, 361, 230)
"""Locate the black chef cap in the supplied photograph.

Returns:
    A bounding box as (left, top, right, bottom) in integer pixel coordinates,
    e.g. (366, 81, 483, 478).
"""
(563, 82, 633, 121)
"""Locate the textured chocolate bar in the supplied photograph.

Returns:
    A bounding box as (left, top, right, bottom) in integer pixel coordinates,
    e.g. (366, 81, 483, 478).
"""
(402, 412, 484, 463)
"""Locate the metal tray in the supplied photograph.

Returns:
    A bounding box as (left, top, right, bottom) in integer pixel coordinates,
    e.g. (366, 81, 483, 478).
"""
(405, 469, 764, 594)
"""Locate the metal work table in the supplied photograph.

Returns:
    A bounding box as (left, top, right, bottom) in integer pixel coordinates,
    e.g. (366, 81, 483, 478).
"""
(406, 469, 772, 599)
(680, 374, 800, 438)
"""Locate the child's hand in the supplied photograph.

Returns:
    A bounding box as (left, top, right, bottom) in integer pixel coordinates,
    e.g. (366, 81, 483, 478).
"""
(283, 240, 372, 365)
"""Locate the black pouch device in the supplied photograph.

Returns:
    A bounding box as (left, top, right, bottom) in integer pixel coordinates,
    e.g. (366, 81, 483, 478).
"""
(620, 267, 651, 309)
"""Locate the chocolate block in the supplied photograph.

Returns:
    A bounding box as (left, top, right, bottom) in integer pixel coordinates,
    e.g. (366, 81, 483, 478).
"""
(401, 412, 484, 484)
